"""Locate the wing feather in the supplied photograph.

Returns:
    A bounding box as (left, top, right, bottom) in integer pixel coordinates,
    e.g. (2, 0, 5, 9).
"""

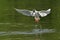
(39, 9, 51, 17)
(15, 8, 32, 16)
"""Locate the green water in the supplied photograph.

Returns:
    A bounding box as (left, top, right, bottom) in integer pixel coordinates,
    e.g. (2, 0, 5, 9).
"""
(0, 0, 60, 40)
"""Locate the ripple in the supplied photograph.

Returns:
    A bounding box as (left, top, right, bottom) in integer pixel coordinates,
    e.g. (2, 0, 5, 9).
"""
(0, 29, 55, 36)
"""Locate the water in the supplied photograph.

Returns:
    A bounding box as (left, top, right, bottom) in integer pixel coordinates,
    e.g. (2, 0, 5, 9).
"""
(0, 29, 55, 36)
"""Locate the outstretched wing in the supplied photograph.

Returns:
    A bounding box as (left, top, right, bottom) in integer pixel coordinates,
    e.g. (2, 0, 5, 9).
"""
(39, 9, 51, 17)
(15, 8, 32, 16)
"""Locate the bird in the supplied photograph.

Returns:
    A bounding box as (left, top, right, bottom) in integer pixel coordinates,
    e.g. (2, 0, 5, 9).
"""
(15, 8, 51, 23)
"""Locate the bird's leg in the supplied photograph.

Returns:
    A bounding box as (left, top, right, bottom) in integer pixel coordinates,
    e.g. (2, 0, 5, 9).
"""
(34, 17, 40, 23)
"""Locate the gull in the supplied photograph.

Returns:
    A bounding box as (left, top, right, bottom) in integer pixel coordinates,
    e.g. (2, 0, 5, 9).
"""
(15, 8, 51, 23)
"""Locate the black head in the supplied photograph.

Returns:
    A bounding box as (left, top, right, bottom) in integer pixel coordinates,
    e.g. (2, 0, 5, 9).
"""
(33, 9, 36, 12)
